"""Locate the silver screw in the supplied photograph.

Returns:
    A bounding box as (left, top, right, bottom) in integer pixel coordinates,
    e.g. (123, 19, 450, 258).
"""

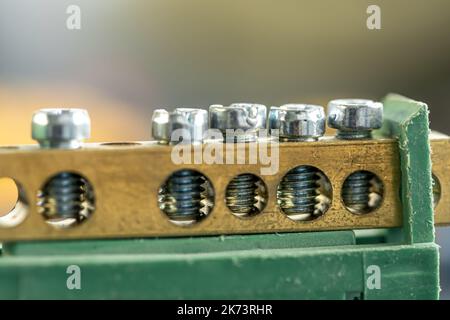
(225, 173, 262, 217)
(327, 99, 383, 140)
(209, 103, 266, 215)
(268, 104, 326, 141)
(270, 104, 327, 220)
(32, 108, 94, 227)
(209, 103, 267, 142)
(152, 108, 211, 225)
(32, 108, 90, 149)
(159, 169, 208, 226)
(327, 99, 383, 214)
(341, 170, 375, 214)
(151, 108, 208, 145)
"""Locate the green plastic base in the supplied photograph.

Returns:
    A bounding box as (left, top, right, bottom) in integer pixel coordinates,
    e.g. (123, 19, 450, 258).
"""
(0, 232, 439, 299)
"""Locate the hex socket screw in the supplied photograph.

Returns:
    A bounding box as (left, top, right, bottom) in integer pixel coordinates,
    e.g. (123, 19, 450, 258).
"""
(151, 108, 208, 145)
(209, 103, 267, 143)
(32, 108, 92, 223)
(209, 103, 266, 215)
(270, 104, 326, 220)
(327, 99, 383, 140)
(32, 108, 91, 149)
(327, 99, 383, 213)
(268, 104, 326, 141)
(151, 108, 209, 224)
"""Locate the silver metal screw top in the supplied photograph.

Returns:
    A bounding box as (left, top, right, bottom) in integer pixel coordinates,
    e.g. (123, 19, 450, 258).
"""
(327, 99, 383, 140)
(151, 108, 208, 145)
(268, 104, 326, 141)
(32, 108, 91, 149)
(152, 108, 210, 226)
(209, 103, 267, 142)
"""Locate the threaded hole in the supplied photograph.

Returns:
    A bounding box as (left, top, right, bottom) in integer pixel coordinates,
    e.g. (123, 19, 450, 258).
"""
(432, 173, 441, 209)
(277, 165, 332, 221)
(342, 170, 384, 215)
(225, 173, 267, 218)
(0, 177, 29, 228)
(158, 169, 214, 226)
(37, 172, 95, 229)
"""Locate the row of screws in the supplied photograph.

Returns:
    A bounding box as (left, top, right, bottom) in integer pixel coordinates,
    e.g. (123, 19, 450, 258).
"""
(151, 100, 383, 222)
(29, 100, 383, 149)
(29, 99, 383, 224)
(151, 100, 383, 144)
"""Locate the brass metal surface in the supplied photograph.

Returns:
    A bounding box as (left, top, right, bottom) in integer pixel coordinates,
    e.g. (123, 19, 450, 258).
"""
(0, 137, 403, 241)
(430, 132, 450, 226)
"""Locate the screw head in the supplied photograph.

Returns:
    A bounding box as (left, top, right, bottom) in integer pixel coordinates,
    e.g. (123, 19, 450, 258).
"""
(268, 104, 326, 141)
(32, 108, 91, 149)
(151, 109, 170, 142)
(151, 108, 208, 144)
(327, 99, 383, 137)
(209, 103, 267, 142)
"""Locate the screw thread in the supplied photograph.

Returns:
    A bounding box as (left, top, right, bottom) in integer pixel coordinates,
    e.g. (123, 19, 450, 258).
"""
(342, 171, 373, 212)
(226, 174, 259, 215)
(278, 166, 319, 217)
(160, 170, 205, 222)
(38, 172, 90, 221)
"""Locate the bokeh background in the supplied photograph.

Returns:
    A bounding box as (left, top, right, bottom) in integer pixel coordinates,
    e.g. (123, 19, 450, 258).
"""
(0, 0, 449, 298)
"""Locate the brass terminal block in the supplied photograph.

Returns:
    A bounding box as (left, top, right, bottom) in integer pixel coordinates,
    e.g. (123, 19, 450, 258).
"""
(0, 133, 448, 241)
(430, 132, 450, 226)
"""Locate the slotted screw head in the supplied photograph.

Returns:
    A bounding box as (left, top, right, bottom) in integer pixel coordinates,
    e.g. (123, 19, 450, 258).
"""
(327, 99, 383, 139)
(268, 104, 325, 141)
(32, 108, 91, 149)
(209, 103, 267, 142)
(151, 108, 208, 144)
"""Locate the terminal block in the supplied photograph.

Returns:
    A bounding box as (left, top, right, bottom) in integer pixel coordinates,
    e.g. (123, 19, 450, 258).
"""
(0, 94, 447, 299)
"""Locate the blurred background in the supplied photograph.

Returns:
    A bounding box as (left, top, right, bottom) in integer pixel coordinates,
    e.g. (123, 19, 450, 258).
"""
(0, 0, 449, 298)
